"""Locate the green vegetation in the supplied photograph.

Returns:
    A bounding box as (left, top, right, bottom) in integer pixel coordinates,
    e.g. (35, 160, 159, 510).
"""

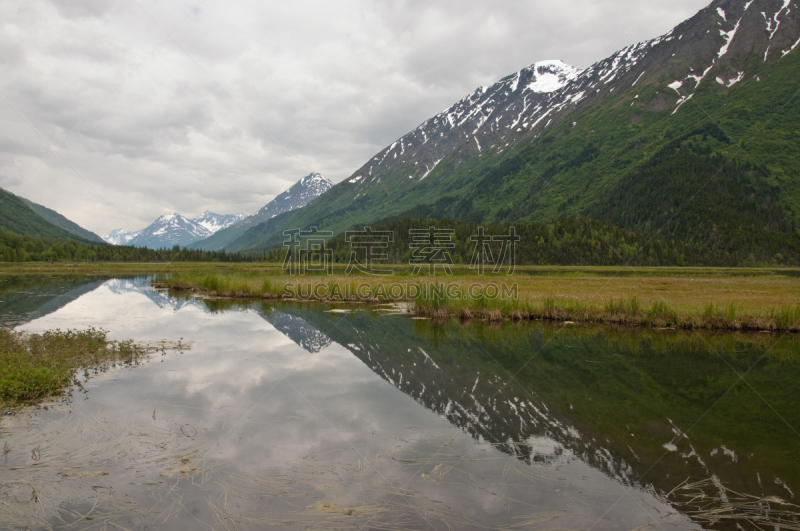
(4, 210, 798, 267)
(413, 294, 800, 332)
(0, 328, 145, 407)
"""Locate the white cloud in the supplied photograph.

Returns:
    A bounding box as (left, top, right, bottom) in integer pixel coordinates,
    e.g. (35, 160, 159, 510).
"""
(0, 0, 710, 235)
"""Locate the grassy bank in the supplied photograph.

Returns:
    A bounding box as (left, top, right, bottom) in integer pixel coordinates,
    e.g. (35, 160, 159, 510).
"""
(153, 269, 800, 332)
(0, 328, 145, 408)
(2, 261, 800, 277)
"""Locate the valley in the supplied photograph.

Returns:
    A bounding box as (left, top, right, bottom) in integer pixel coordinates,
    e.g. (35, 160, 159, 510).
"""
(1, 0, 800, 529)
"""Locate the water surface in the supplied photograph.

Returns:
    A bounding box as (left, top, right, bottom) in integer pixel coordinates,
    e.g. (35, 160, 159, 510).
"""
(1, 277, 799, 530)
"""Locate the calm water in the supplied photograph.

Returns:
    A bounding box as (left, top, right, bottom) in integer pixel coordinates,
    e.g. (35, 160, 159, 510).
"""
(1, 276, 799, 530)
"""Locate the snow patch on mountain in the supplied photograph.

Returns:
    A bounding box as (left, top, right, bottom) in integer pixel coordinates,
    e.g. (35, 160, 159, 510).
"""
(526, 60, 582, 93)
(104, 228, 141, 246)
(193, 211, 248, 233)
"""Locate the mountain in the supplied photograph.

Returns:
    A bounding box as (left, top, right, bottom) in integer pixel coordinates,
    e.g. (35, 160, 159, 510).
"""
(190, 173, 333, 251)
(19, 198, 106, 244)
(229, 0, 800, 258)
(105, 211, 246, 249)
(192, 211, 248, 233)
(123, 214, 211, 249)
(0, 187, 100, 243)
(104, 228, 141, 246)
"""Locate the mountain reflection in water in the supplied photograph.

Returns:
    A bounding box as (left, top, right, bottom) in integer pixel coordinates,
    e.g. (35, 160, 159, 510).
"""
(264, 302, 800, 508)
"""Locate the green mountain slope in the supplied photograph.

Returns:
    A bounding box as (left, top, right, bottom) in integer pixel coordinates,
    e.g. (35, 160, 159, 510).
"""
(227, 0, 800, 259)
(453, 49, 800, 228)
(0, 187, 97, 243)
(20, 198, 106, 244)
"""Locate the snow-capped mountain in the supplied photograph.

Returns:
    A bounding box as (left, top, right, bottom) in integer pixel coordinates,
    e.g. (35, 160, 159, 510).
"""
(231, 0, 800, 253)
(337, 59, 588, 187)
(192, 211, 247, 233)
(127, 214, 211, 249)
(189, 173, 334, 251)
(105, 211, 246, 248)
(345, 0, 797, 189)
(104, 228, 142, 246)
(255, 173, 333, 220)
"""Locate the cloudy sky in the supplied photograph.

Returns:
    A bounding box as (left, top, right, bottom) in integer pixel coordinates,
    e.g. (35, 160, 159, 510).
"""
(0, 0, 710, 236)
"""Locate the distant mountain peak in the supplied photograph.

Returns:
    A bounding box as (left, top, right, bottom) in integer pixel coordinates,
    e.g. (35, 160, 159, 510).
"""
(301, 172, 330, 184)
(187, 173, 334, 251)
(220, 0, 800, 256)
(525, 60, 582, 93)
(104, 228, 141, 246)
(255, 173, 333, 218)
(105, 211, 246, 248)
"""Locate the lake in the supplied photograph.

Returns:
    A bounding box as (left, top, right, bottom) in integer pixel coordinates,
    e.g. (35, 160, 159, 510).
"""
(1, 276, 799, 530)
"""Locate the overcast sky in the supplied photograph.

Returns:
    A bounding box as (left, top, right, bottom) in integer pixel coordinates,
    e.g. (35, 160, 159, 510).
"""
(0, 0, 711, 236)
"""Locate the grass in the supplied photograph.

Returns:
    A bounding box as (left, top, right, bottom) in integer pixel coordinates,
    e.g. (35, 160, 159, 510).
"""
(143, 265, 800, 332)
(0, 328, 145, 408)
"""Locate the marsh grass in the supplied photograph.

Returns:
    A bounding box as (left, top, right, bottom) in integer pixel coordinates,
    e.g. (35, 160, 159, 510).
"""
(154, 272, 284, 299)
(154, 271, 800, 332)
(769, 304, 800, 330)
(0, 328, 145, 407)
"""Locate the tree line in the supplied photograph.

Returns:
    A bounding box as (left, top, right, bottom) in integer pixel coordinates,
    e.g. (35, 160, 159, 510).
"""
(0, 228, 256, 263)
(253, 216, 800, 268)
(3, 215, 798, 267)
